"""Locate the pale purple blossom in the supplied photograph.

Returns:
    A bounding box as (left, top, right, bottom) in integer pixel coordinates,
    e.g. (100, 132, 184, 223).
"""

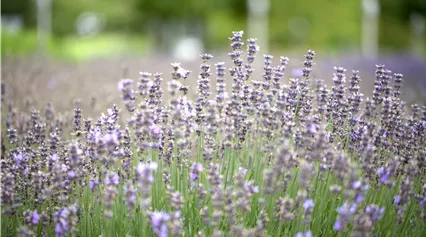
(13, 152, 25, 167)
(303, 199, 315, 210)
(334, 219, 343, 232)
(55, 223, 67, 237)
(150, 123, 161, 135)
(103, 132, 119, 146)
(352, 180, 362, 189)
(376, 167, 391, 183)
(68, 170, 76, 179)
(136, 162, 158, 183)
(31, 211, 40, 225)
(118, 79, 134, 91)
(244, 182, 259, 194)
(89, 179, 100, 192)
(393, 195, 401, 204)
(190, 163, 203, 180)
(365, 205, 385, 222)
(183, 105, 196, 119)
(355, 194, 364, 203)
(50, 154, 59, 162)
(295, 230, 313, 237)
(105, 172, 120, 186)
(334, 202, 357, 232)
(308, 123, 317, 134)
(151, 211, 170, 237)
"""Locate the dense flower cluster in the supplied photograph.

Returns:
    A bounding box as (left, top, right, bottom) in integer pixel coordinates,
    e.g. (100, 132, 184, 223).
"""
(1, 30, 425, 237)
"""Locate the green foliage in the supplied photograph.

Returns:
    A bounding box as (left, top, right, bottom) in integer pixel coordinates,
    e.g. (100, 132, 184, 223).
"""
(1, 30, 151, 61)
(1, 30, 57, 56)
(1, 0, 29, 13)
(380, 0, 426, 19)
(51, 0, 137, 36)
(135, 0, 209, 20)
(2, 0, 426, 52)
(269, 0, 361, 51)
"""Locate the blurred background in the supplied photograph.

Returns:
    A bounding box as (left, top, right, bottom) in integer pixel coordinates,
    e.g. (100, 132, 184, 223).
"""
(2, 0, 426, 60)
(1, 0, 426, 115)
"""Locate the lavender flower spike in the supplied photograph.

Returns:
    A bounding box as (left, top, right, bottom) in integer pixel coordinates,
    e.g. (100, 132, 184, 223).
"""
(190, 163, 203, 180)
(31, 211, 40, 225)
(151, 211, 170, 237)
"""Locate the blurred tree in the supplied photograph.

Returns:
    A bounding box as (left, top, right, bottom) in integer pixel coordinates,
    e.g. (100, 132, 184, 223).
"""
(379, 0, 426, 50)
(52, 0, 137, 36)
(133, 0, 230, 52)
(401, 0, 426, 17)
(2, 0, 425, 53)
(1, 0, 28, 13)
(269, 0, 361, 51)
(1, 0, 35, 27)
(229, 0, 248, 18)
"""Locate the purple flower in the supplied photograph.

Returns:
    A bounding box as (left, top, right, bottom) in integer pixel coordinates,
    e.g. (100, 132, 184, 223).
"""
(118, 79, 134, 91)
(244, 182, 259, 194)
(177, 68, 190, 79)
(172, 210, 181, 219)
(31, 211, 40, 225)
(89, 179, 99, 192)
(50, 154, 59, 162)
(59, 209, 68, 219)
(376, 167, 391, 183)
(136, 162, 158, 183)
(13, 152, 24, 167)
(295, 230, 313, 237)
(55, 224, 65, 236)
(89, 180, 95, 190)
(151, 211, 170, 237)
(393, 195, 401, 204)
(380, 171, 390, 183)
(365, 205, 385, 222)
(217, 92, 229, 101)
(190, 163, 203, 180)
(334, 202, 357, 232)
(105, 172, 120, 186)
(355, 194, 363, 203)
(376, 167, 385, 176)
(190, 173, 198, 180)
(303, 199, 315, 209)
(192, 123, 199, 133)
(333, 219, 342, 231)
(308, 123, 317, 134)
(337, 202, 357, 216)
(103, 133, 119, 146)
(150, 123, 161, 135)
(183, 106, 196, 119)
(68, 170, 76, 179)
(352, 180, 362, 189)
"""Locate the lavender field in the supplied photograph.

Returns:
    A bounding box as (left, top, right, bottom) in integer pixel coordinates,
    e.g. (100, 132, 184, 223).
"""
(1, 31, 426, 237)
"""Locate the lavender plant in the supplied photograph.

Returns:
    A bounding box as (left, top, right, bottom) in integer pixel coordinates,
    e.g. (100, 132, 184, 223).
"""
(1, 31, 426, 237)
